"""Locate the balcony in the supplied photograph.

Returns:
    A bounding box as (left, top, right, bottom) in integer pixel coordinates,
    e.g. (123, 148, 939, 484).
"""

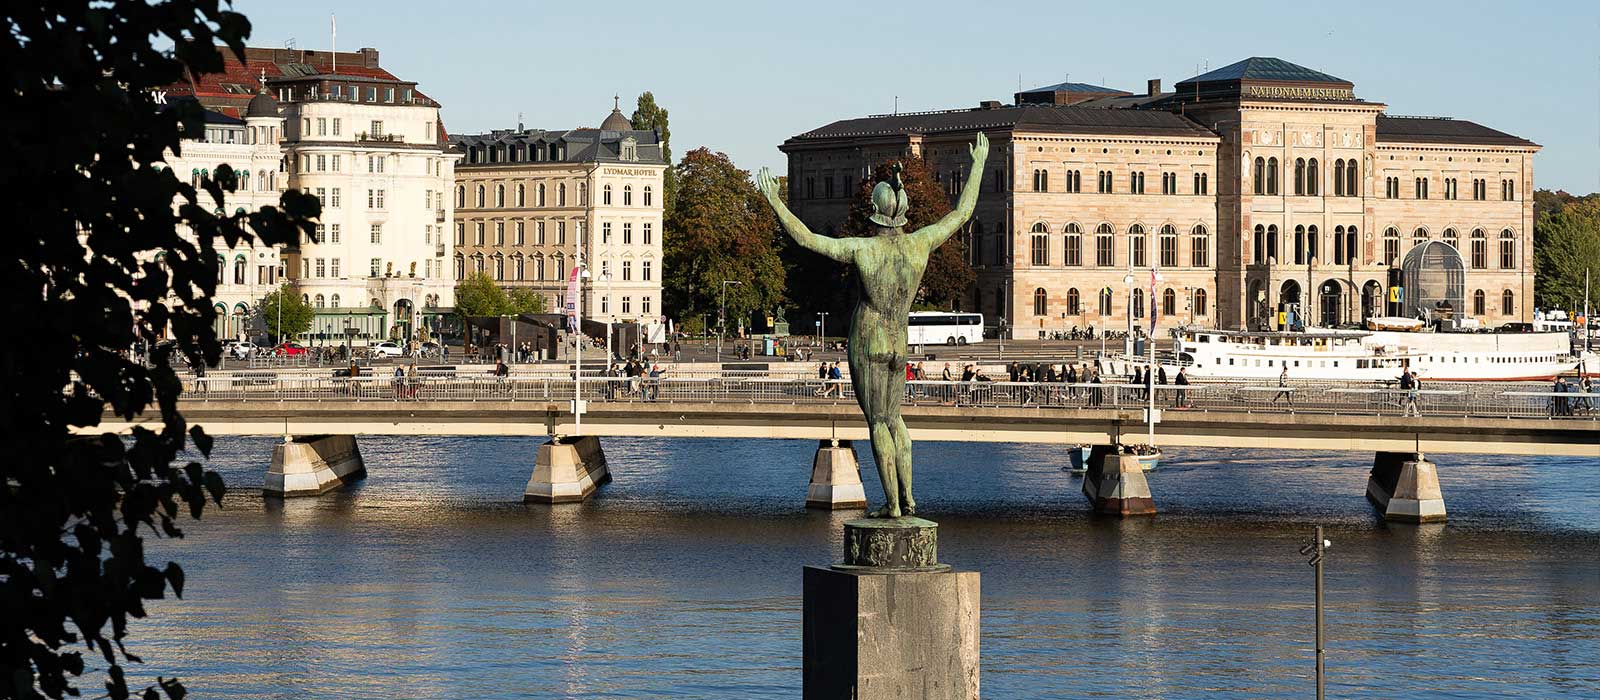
(435, 243, 446, 257)
(435, 208, 445, 223)
(355, 132, 404, 143)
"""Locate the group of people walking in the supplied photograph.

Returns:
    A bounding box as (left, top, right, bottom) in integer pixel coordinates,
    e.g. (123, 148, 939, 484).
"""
(604, 360, 667, 401)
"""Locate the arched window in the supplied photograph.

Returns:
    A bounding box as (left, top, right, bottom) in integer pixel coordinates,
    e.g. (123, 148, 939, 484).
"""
(1499, 229, 1515, 269)
(1095, 223, 1114, 266)
(578, 182, 587, 206)
(537, 183, 547, 207)
(1098, 287, 1113, 315)
(1470, 229, 1487, 269)
(1159, 225, 1178, 267)
(1131, 288, 1145, 319)
(314, 294, 325, 308)
(516, 184, 525, 207)
(1346, 160, 1358, 196)
(475, 185, 485, 208)
(1501, 289, 1514, 315)
(1412, 227, 1429, 248)
(1195, 288, 1208, 317)
(1030, 223, 1049, 266)
(1266, 158, 1279, 195)
(331, 294, 340, 308)
(495, 184, 505, 207)
(1190, 225, 1209, 267)
(1294, 225, 1306, 265)
(1383, 227, 1401, 264)
(1128, 224, 1146, 267)
(1033, 287, 1048, 316)
(1345, 226, 1359, 265)
(1333, 226, 1346, 265)
(1294, 158, 1306, 195)
(643, 186, 653, 207)
(1473, 289, 1486, 316)
(456, 185, 466, 208)
(1062, 223, 1082, 266)
(1253, 224, 1266, 264)
(1267, 225, 1280, 263)
(1162, 288, 1177, 317)
(623, 185, 633, 206)
(1306, 158, 1318, 196)
(1333, 160, 1345, 196)
(557, 183, 567, 206)
(603, 184, 613, 205)
(1066, 288, 1081, 315)
(1253, 157, 1265, 195)
(232, 255, 246, 284)
(1443, 228, 1459, 251)
(1307, 225, 1319, 262)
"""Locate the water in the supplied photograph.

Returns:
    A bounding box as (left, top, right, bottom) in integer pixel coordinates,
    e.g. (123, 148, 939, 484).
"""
(132, 437, 1598, 698)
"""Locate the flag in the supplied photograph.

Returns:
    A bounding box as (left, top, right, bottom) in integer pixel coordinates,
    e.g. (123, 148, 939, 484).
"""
(1148, 268, 1158, 335)
(565, 265, 582, 331)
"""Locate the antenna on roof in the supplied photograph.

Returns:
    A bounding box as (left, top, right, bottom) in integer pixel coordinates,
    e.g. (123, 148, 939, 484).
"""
(894, 96, 898, 116)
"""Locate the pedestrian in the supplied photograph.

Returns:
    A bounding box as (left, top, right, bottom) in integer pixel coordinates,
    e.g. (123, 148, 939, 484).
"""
(1175, 367, 1190, 408)
(814, 362, 829, 396)
(1579, 374, 1594, 415)
(826, 362, 843, 397)
(1066, 363, 1079, 400)
(392, 365, 405, 399)
(1399, 369, 1421, 416)
(1272, 366, 1292, 405)
(1089, 365, 1103, 407)
(1550, 376, 1567, 417)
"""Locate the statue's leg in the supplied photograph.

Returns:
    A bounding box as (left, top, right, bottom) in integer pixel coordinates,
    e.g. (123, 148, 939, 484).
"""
(852, 357, 900, 518)
(866, 419, 900, 518)
(891, 414, 914, 515)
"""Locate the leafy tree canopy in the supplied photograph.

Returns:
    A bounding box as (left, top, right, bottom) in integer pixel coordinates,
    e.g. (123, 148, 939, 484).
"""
(1, 2, 318, 698)
(664, 148, 786, 328)
(454, 272, 547, 317)
(1533, 197, 1600, 310)
(631, 91, 677, 211)
(257, 283, 315, 341)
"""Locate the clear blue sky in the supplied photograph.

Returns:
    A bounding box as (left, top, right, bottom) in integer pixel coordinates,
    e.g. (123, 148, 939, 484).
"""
(235, 0, 1599, 193)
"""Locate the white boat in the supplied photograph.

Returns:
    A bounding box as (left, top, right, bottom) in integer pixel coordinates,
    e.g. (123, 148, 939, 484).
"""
(1166, 326, 1581, 382)
(1067, 445, 1160, 473)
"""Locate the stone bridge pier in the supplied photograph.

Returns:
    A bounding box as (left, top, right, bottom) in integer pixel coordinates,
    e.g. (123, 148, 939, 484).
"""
(265, 435, 368, 497)
(1081, 444, 1156, 516)
(1367, 451, 1446, 523)
(806, 439, 868, 510)
(524, 435, 611, 503)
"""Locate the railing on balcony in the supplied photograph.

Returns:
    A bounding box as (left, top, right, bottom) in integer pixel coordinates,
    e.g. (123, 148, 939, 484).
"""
(434, 243, 446, 257)
(355, 132, 404, 143)
(435, 208, 445, 223)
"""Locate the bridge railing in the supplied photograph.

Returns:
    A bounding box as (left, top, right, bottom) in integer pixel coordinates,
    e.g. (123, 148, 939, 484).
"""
(175, 374, 1598, 421)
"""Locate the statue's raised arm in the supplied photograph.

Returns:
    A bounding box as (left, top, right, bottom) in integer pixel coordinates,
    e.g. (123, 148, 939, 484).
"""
(911, 132, 989, 252)
(758, 166, 862, 263)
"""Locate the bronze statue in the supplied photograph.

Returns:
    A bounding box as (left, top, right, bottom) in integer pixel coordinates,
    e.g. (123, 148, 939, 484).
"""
(757, 133, 989, 517)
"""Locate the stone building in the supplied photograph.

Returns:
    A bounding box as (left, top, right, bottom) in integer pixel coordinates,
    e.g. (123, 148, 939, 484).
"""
(166, 46, 458, 344)
(781, 57, 1539, 337)
(450, 103, 667, 324)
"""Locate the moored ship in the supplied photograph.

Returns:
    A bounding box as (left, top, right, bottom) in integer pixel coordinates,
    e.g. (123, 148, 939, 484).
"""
(1166, 326, 1587, 382)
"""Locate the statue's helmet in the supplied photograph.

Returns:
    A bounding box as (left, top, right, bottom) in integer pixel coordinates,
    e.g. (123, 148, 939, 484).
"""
(868, 165, 910, 228)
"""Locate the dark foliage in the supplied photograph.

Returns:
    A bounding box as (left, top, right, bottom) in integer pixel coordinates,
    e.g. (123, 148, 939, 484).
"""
(1, 2, 316, 698)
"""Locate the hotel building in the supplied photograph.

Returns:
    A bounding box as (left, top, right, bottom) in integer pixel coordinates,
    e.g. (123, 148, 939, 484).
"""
(781, 57, 1539, 337)
(451, 104, 667, 324)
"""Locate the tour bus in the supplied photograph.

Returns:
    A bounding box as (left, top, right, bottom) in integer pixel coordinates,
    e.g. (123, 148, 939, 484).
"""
(907, 312, 984, 346)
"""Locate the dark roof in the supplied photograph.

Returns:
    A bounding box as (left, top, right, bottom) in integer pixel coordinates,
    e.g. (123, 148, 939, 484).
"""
(599, 107, 632, 132)
(1020, 81, 1128, 95)
(1374, 115, 1538, 148)
(789, 104, 1215, 142)
(451, 127, 667, 165)
(245, 90, 279, 118)
(1177, 57, 1347, 86)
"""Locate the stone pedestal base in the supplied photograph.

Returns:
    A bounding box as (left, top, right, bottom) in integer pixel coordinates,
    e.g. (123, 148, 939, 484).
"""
(804, 517, 979, 699)
(1367, 451, 1446, 523)
(806, 439, 867, 510)
(265, 435, 367, 497)
(524, 435, 610, 503)
(1082, 445, 1156, 516)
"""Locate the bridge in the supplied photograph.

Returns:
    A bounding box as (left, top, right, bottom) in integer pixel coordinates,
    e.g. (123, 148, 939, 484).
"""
(93, 372, 1597, 523)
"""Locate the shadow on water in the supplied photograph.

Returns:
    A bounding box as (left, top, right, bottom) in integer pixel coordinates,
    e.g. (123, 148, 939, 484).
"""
(133, 436, 1600, 699)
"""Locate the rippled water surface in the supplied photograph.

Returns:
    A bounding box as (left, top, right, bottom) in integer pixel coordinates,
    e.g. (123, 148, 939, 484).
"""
(133, 437, 1599, 698)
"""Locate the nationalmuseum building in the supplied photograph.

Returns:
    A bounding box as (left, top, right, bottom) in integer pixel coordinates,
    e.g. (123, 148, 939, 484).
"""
(451, 104, 667, 324)
(781, 57, 1539, 336)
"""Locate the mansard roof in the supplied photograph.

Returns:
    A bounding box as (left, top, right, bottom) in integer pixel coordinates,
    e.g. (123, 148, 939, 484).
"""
(451, 127, 667, 165)
(1177, 57, 1347, 86)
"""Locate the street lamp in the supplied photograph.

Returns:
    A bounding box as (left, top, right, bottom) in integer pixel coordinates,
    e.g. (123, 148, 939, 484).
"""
(572, 262, 591, 434)
(1146, 268, 1163, 447)
(718, 280, 740, 363)
(1122, 273, 1136, 357)
(1298, 526, 1332, 700)
(817, 311, 830, 350)
(601, 269, 614, 363)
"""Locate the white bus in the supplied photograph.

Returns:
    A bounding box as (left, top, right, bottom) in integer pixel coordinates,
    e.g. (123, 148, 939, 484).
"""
(907, 312, 984, 346)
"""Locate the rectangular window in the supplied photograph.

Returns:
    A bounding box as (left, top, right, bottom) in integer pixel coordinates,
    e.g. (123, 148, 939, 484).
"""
(315, 187, 326, 207)
(622, 296, 631, 315)
(329, 223, 340, 243)
(330, 188, 340, 208)
(367, 189, 374, 208)
(1131, 236, 1146, 268)
(643, 260, 652, 281)
(330, 258, 340, 277)
(475, 223, 485, 245)
(602, 222, 611, 244)
(643, 223, 653, 245)
(316, 258, 326, 277)
(515, 221, 525, 246)
(316, 154, 326, 171)
(425, 225, 432, 245)
(537, 221, 546, 245)
(495, 222, 505, 246)
(314, 223, 325, 242)
(643, 297, 651, 315)
(622, 260, 632, 281)
(1160, 235, 1178, 267)
(332, 118, 341, 136)
(623, 223, 632, 245)
(456, 223, 465, 245)
(370, 258, 381, 277)
(375, 189, 385, 209)
(317, 118, 327, 136)
(560, 221, 569, 245)
(370, 223, 382, 244)
(1096, 234, 1114, 266)
(384, 87, 395, 103)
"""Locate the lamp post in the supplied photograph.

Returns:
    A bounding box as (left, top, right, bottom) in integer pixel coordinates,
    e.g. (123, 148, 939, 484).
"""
(818, 311, 830, 350)
(1147, 268, 1163, 447)
(718, 280, 740, 363)
(1123, 273, 1136, 358)
(1299, 526, 1332, 700)
(602, 269, 613, 363)
(572, 262, 590, 434)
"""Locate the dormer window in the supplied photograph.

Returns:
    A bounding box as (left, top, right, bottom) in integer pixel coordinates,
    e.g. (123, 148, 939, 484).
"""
(620, 137, 637, 162)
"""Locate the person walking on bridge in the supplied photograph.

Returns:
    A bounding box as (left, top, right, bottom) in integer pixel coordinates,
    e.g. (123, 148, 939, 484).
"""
(1401, 369, 1422, 417)
(1272, 366, 1292, 406)
(1174, 367, 1191, 408)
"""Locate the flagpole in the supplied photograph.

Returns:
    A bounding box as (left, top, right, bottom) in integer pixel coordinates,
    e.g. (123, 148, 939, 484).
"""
(330, 14, 337, 73)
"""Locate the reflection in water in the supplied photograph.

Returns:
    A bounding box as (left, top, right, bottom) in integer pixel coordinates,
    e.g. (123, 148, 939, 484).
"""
(129, 437, 1600, 699)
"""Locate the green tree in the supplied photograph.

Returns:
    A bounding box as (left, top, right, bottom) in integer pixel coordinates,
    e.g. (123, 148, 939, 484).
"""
(1, 3, 318, 698)
(630, 91, 677, 210)
(258, 283, 316, 341)
(1534, 198, 1600, 310)
(454, 270, 511, 317)
(664, 148, 787, 330)
(508, 287, 548, 315)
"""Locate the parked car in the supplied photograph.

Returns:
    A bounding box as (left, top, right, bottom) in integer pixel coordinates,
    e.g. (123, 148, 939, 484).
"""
(420, 341, 443, 357)
(225, 341, 259, 359)
(370, 341, 405, 357)
(274, 342, 307, 356)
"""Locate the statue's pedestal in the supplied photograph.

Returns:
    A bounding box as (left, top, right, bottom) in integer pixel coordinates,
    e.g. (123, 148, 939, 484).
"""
(803, 517, 980, 699)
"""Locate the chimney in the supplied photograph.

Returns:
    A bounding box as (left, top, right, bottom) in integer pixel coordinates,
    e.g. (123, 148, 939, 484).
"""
(359, 47, 380, 68)
(979, 100, 1002, 110)
(1147, 79, 1162, 97)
